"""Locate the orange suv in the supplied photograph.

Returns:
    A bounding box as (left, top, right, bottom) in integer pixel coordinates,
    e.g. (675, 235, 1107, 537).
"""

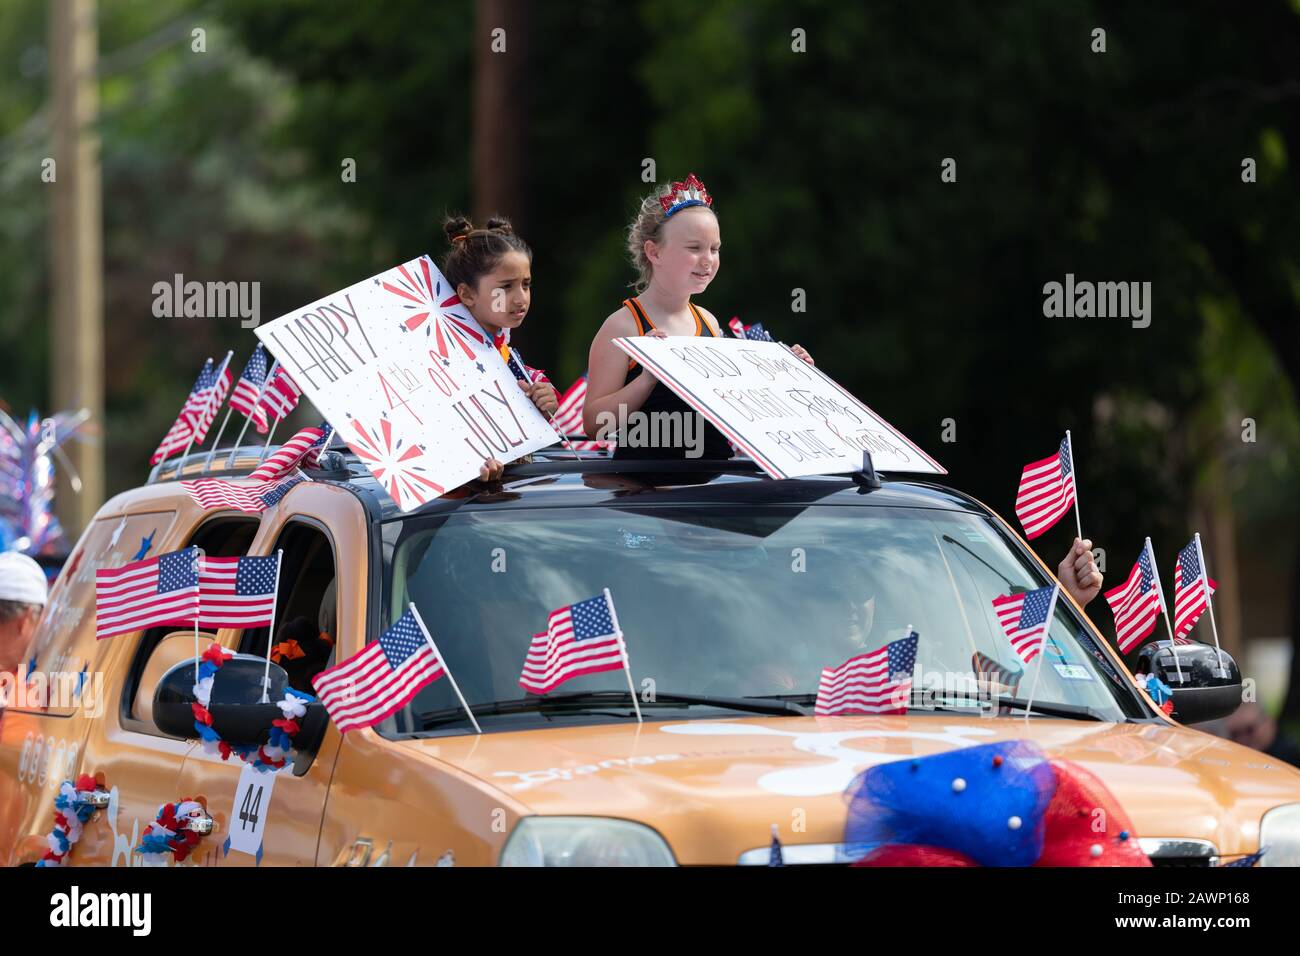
(2, 446, 1298, 866)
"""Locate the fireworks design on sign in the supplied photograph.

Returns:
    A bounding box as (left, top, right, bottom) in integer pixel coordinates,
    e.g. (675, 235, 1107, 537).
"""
(346, 413, 445, 509)
(381, 257, 479, 365)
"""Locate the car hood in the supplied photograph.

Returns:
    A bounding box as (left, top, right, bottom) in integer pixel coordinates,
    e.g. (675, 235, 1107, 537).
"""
(406, 714, 1300, 864)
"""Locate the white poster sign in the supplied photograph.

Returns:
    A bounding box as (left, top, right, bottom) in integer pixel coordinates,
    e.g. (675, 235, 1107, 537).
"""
(611, 336, 944, 478)
(255, 256, 558, 510)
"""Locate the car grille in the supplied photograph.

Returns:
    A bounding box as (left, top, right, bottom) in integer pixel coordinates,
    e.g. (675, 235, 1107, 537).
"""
(736, 838, 1222, 866)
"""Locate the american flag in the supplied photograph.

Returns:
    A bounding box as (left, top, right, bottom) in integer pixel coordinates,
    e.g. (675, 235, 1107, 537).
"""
(551, 374, 608, 451)
(1104, 544, 1162, 653)
(150, 358, 214, 464)
(95, 547, 201, 640)
(229, 345, 272, 435)
(728, 317, 775, 342)
(184, 353, 234, 444)
(260, 364, 302, 422)
(505, 346, 550, 386)
(991, 584, 1059, 664)
(972, 650, 1022, 693)
(1173, 539, 1218, 642)
(312, 607, 444, 733)
(1014, 435, 1076, 540)
(814, 631, 918, 716)
(248, 423, 329, 482)
(197, 553, 280, 628)
(181, 471, 309, 514)
(519, 593, 627, 694)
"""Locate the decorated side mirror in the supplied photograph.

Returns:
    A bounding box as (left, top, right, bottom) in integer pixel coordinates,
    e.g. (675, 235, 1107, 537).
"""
(152, 651, 329, 764)
(1137, 640, 1242, 724)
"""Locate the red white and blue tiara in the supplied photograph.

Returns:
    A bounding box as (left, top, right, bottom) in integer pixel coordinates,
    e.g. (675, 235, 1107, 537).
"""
(659, 173, 714, 218)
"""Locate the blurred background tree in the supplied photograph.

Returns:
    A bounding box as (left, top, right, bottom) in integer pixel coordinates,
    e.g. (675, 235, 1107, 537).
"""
(1, 0, 1298, 720)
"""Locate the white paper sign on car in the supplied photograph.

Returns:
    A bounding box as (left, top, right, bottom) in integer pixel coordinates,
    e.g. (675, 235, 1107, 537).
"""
(255, 255, 558, 510)
(611, 336, 945, 478)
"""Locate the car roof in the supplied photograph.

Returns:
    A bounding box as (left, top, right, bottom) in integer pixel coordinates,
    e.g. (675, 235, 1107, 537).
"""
(141, 444, 990, 522)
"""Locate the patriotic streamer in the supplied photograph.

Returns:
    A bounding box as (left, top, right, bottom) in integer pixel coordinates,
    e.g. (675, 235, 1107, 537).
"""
(35, 774, 109, 867)
(190, 643, 314, 772)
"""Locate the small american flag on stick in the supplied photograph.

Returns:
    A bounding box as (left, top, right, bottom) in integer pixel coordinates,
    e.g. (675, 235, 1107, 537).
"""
(1104, 540, 1162, 653)
(991, 584, 1059, 665)
(814, 631, 918, 716)
(95, 547, 201, 640)
(1014, 433, 1079, 540)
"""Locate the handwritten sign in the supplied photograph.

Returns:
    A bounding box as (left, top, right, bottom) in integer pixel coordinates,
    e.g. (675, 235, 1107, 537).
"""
(255, 256, 558, 510)
(611, 336, 944, 478)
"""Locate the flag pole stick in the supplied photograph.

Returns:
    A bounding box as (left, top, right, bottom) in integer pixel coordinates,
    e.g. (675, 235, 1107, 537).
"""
(227, 358, 277, 469)
(1194, 532, 1227, 674)
(604, 587, 641, 722)
(408, 603, 482, 735)
(202, 407, 234, 474)
(1022, 585, 1060, 724)
(511, 347, 577, 455)
(172, 351, 233, 479)
(1147, 537, 1184, 684)
(1065, 429, 1082, 541)
(260, 550, 284, 704)
(260, 416, 282, 463)
(171, 435, 198, 479)
(192, 547, 205, 684)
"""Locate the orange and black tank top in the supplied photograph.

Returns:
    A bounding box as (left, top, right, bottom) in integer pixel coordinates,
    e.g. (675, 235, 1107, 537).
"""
(613, 297, 734, 462)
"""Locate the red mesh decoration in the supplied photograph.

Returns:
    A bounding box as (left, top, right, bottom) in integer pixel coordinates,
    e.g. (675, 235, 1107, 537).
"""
(854, 845, 980, 867)
(1034, 759, 1151, 867)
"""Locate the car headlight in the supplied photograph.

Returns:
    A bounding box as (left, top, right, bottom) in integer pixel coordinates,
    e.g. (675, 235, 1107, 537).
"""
(499, 817, 677, 867)
(1259, 803, 1300, 867)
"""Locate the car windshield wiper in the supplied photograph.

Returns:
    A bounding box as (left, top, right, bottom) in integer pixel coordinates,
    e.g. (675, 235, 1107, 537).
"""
(414, 689, 808, 729)
(989, 697, 1110, 722)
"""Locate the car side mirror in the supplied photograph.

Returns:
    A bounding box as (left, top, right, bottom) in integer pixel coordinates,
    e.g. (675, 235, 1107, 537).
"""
(152, 653, 329, 763)
(1139, 640, 1243, 724)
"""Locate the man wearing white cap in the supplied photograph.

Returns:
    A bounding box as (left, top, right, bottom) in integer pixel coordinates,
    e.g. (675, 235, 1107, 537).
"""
(0, 551, 48, 678)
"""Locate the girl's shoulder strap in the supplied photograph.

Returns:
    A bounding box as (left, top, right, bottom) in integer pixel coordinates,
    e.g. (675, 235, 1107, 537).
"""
(620, 297, 652, 371)
(689, 302, 717, 337)
(621, 296, 656, 334)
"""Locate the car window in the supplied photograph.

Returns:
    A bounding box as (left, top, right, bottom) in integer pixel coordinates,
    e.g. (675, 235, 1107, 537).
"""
(381, 504, 1145, 732)
(121, 516, 258, 733)
(236, 521, 337, 696)
(17, 511, 177, 717)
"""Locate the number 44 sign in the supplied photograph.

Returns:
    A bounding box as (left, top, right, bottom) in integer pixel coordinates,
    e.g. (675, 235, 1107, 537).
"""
(224, 762, 276, 862)
(255, 255, 558, 511)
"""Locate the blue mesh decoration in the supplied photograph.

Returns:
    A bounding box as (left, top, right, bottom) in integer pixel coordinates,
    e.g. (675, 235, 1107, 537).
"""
(844, 740, 1057, 867)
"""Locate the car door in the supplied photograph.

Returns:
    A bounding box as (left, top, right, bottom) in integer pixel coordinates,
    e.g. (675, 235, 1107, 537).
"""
(0, 506, 193, 866)
(172, 480, 362, 866)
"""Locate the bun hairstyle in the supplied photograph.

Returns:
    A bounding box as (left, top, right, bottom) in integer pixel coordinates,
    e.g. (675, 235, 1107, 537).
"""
(442, 215, 532, 292)
(626, 174, 716, 293)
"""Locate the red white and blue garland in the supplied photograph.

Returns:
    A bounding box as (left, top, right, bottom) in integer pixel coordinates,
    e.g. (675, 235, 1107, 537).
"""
(36, 774, 109, 867)
(135, 798, 212, 864)
(190, 643, 314, 772)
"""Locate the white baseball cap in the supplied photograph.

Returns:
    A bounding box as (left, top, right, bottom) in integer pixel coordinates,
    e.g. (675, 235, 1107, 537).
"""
(0, 551, 49, 607)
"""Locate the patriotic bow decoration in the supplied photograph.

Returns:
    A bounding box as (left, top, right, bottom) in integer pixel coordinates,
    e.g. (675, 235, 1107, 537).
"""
(845, 740, 1151, 867)
(35, 774, 109, 867)
(728, 317, 775, 342)
(135, 797, 212, 864)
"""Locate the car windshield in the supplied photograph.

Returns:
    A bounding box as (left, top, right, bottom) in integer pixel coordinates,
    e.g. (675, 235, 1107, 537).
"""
(380, 502, 1147, 733)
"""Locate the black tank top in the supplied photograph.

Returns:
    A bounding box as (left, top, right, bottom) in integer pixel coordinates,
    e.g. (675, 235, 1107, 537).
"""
(612, 297, 735, 462)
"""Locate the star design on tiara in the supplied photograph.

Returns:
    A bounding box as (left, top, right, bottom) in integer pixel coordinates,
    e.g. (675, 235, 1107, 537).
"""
(659, 173, 713, 217)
